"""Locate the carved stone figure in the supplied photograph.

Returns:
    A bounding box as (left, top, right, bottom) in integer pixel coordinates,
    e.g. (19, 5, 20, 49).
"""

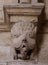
(11, 20, 37, 60)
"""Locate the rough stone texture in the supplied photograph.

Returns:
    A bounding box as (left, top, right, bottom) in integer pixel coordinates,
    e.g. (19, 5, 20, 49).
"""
(20, 0, 31, 4)
(0, 0, 37, 23)
(38, 34, 48, 64)
(0, 32, 14, 61)
(0, 62, 7, 65)
(0, 46, 13, 61)
(0, 0, 48, 65)
(0, 32, 11, 46)
(44, 0, 48, 20)
(11, 20, 37, 60)
(7, 60, 48, 65)
(0, 61, 47, 65)
(11, 20, 37, 37)
(0, 32, 48, 65)
(10, 16, 37, 23)
(0, 0, 18, 23)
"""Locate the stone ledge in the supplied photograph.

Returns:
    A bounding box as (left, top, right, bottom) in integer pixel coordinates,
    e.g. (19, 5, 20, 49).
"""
(0, 23, 10, 32)
(3, 3, 44, 9)
(0, 46, 13, 62)
(0, 62, 7, 65)
(0, 60, 47, 65)
(2, 3, 44, 32)
(32, 3, 44, 9)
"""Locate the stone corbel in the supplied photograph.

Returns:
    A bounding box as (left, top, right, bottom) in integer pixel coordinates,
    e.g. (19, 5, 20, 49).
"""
(0, 0, 44, 32)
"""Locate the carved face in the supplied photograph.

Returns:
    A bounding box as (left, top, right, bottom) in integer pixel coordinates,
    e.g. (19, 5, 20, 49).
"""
(11, 20, 37, 60)
(13, 31, 35, 60)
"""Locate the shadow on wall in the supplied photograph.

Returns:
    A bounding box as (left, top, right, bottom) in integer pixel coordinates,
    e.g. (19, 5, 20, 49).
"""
(36, 7, 46, 55)
(38, 0, 44, 3)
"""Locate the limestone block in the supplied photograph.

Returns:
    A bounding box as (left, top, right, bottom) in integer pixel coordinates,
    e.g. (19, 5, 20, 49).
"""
(10, 16, 37, 23)
(0, 18, 4, 23)
(7, 60, 47, 65)
(0, 32, 12, 46)
(20, 0, 31, 4)
(4, 0, 13, 5)
(4, 0, 18, 5)
(0, 46, 13, 61)
(44, 0, 48, 19)
(20, 0, 37, 4)
(0, 0, 4, 6)
(39, 34, 48, 64)
(0, 63, 6, 65)
(0, 1, 4, 23)
(0, 11, 4, 19)
(12, 0, 18, 4)
(0, 0, 19, 22)
(32, 0, 37, 3)
(7, 60, 36, 65)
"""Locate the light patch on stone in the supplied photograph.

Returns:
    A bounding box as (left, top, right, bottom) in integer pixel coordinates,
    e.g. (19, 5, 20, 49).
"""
(0, 62, 6, 65)
(0, 46, 13, 61)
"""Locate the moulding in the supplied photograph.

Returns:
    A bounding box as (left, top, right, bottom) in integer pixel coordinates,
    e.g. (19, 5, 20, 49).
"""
(0, 2, 44, 31)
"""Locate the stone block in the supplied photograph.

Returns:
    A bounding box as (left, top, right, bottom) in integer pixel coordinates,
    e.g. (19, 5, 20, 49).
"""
(0, 32, 11, 46)
(44, 0, 48, 20)
(10, 16, 37, 23)
(0, 46, 13, 61)
(20, 0, 31, 4)
(39, 34, 48, 64)
(7, 60, 36, 65)
(0, 62, 6, 65)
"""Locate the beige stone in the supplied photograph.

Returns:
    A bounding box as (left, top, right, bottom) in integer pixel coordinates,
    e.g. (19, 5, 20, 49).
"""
(0, 0, 46, 65)
(0, 32, 11, 46)
(32, 0, 37, 3)
(44, 0, 48, 19)
(0, 0, 18, 23)
(7, 60, 47, 65)
(20, 0, 31, 4)
(0, 46, 13, 61)
(39, 34, 48, 64)
(0, 63, 6, 65)
(10, 16, 37, 23)
(7, 60, 35, 65)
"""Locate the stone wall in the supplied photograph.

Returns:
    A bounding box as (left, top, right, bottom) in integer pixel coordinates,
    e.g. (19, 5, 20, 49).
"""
(44, 0, 48, 20)
(0, 0, 48, 65)
(37, 0, 48, 64)
(0, 0, 18, 23)
(36, 20, 48, 65)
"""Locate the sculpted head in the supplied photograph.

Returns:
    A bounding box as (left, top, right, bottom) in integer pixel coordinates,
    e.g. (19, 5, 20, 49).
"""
(11, 20, 37, 60)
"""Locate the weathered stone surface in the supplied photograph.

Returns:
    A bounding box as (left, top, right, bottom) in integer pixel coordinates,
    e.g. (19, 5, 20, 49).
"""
(0, 61, 47, 65)
(10, 16, 37, 23)
(7, 60, 47, 65)
(20, 0, 31, 4)
(0, 0, 18, 23)
(39, 34, 48, 64)
(7, 60, 36, 65)
(0, 62, 6, 65)
(0, 0, 47, 65)
(0, 32, 11, 46)
(11, 19, 37, 60)
(11, 19, 37, 38)
(44, 0, 48, 19)
(0, 46, 13, 61)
